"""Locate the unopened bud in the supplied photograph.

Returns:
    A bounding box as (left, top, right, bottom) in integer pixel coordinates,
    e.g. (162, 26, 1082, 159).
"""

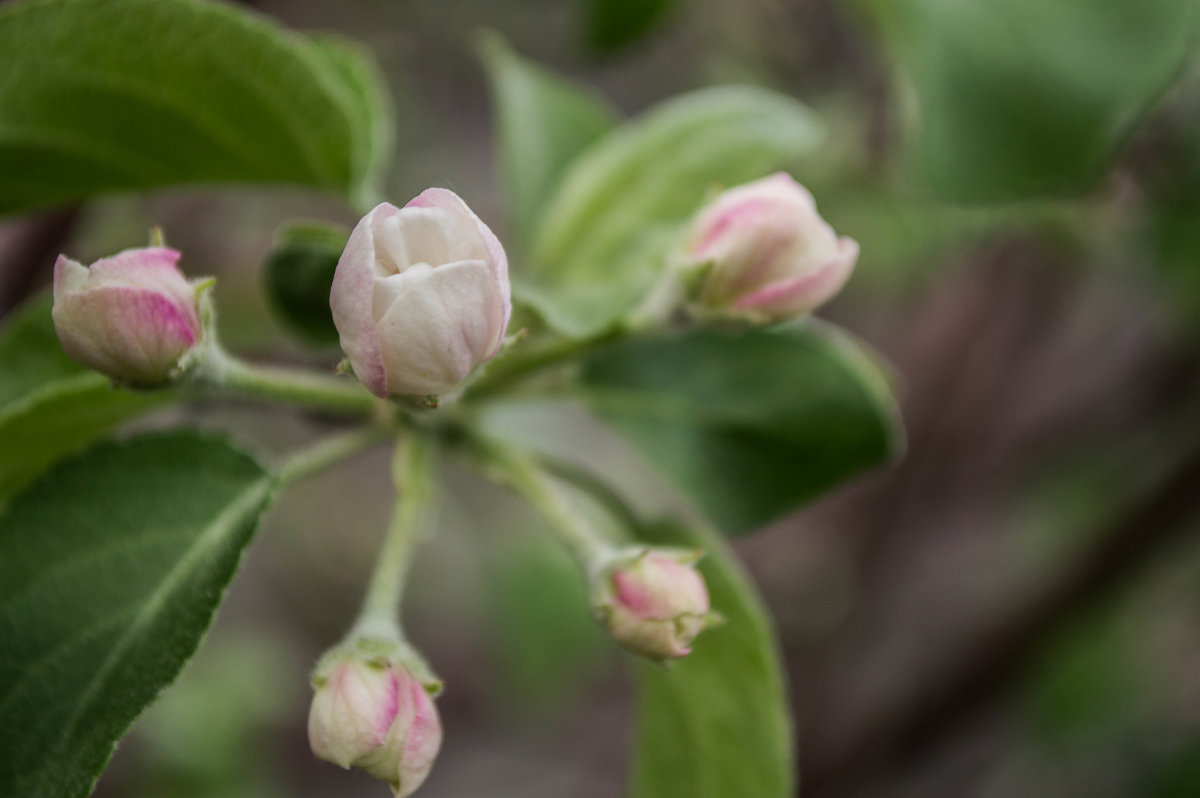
(51, 247, 203, 385)
(681, 173, 858, 321)
(308, 650, 442, 797)
(329, 189, 511, 398)
(592, 549, 714, 661)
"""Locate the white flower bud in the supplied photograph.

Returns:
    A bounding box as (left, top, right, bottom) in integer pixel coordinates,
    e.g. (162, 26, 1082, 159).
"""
(308, 653, 442, 797)
(329, 189, 511, 398)
(682, 173, 858, 321)
(593, 549, 713, 661)
(51, 247, 203, 385)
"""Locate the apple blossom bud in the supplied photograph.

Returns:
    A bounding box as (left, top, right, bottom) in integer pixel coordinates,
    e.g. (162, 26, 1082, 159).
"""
(51, 247, 204, 385)
(330, 189, 511, 398)
(593, 549, 713, 661)
(308, 653, 442, 797)
(682, 172, 858, 321)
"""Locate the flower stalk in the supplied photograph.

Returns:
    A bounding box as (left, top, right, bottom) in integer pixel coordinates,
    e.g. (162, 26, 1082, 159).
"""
(352, 433, 439, 639)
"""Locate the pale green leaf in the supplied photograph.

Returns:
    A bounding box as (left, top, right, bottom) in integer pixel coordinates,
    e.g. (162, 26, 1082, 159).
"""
(480, 35, 619, 251)
(0, 431, 275, 798)
(0, 0, 393, 214)
(528, 86, 824, 336)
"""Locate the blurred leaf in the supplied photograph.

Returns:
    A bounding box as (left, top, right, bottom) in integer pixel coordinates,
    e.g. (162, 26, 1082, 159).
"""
(135, 635, 291, 787)
(480, 35, 619, 250)
(863, 0, 1200, 200)
(528, 87, 824, 337)
(579, 322, 902, 533)
(1153, 736, 1200, 798)
(0, 0, 393, 214)
(1138, 74, 1200, 329)
(1024, 610, 1142, 742)
(630, 519, 792, 798)
(0, 294, 172, 502)
(262, 221, 349, 346)
(0, 431, 275, 798)
(484, 539, 611, 718)
(584, 0, 677, 53)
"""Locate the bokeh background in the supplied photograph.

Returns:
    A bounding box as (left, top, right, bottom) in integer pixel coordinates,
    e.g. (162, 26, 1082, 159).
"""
(3, 1, 1200, 796)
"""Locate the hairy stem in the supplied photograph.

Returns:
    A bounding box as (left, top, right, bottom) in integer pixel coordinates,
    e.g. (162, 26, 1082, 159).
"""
(277, 426, 395, 487)
(465, 328, 622, 401)
(353, 434, 438, 638)
(198, 346, 381, 417)
(465, 433, 615, 569)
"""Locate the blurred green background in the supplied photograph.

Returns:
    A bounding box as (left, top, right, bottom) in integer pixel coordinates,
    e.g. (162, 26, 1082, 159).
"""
(3, 0, 1200, 796)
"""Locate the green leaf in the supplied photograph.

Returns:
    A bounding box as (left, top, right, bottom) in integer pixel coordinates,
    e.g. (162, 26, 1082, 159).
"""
(0, 294, 172, 502)
(262, 221, 349, 346)
(865, 0, 1200, 200)
(483, 538, 611, 718)
(480, 35, 619, 251)
(527, 86, 824, 336)
(0, 0, 393, 214)
(0, 431, 276, 798)
(579, 322, 902, 533)
(630, 519, 792, 798)
(584, 0, 677, 53)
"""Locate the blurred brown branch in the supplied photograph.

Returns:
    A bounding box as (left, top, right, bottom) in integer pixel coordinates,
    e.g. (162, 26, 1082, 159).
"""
(806, 429, 1200, 796)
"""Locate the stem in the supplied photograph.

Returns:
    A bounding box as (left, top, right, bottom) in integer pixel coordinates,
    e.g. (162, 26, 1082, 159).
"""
(194, 345, 381, 418)
(467, 434, 615, 569)
(465, 328, 623, 401)
(353, 434, 438, 637)
(277, 426, 394, 487)
(537, 456, 642, 537)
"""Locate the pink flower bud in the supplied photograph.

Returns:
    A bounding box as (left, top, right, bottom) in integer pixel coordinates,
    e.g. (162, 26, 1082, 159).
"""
(330, 189, 511, 398)
(683, 173, 858, 320)
(308, 655, 442, 797)
(594, 550, 713, 661)
(51, 247, 203, 385)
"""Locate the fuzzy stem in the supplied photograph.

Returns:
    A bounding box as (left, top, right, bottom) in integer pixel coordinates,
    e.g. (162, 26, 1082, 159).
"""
(352, 434, 438, 638)
(465, 328, 623, 401)
(277, 426, 394, 487)
(198, 346, 381, 417)
(467, 434, 616, 570)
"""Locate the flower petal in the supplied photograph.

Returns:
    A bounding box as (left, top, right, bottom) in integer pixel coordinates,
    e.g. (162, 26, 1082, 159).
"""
(330, 202, 399, 396)
(375, 259, 507, 396)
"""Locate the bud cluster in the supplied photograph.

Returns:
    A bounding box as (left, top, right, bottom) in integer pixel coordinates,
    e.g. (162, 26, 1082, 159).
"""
(46, 176, 856, 796)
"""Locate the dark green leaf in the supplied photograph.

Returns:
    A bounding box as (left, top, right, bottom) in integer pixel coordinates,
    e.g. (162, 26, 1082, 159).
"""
(865, 0, 1199, 200)
(262, 221, 349, 346)
(0, 431, 275, 798)
(0, 0, 393, 214)
(630, 519, 792, 798)
(584, 0, 677, 53)
(527, 86, 824, 336)
(580, 322, 902, 533)
(0, 294, 172, 501)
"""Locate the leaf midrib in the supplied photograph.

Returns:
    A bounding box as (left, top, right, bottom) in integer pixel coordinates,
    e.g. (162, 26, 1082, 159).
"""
(30, 473, 274, 795)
